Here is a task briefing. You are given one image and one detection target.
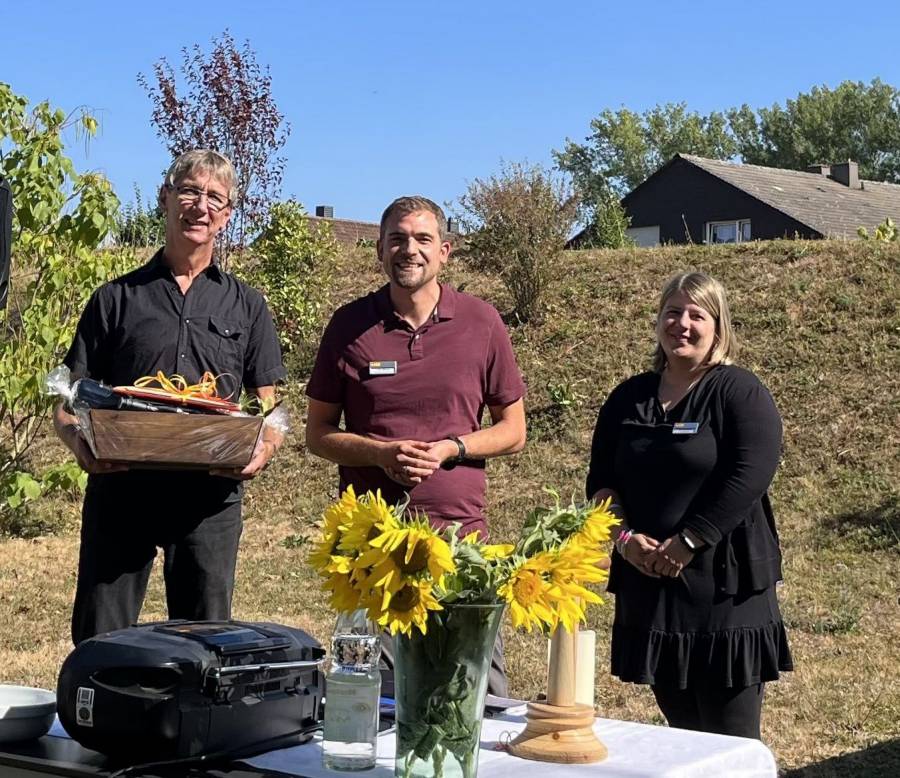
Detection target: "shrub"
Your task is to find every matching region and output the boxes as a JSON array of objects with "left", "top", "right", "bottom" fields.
[
  {"left": 456, "top": 162, "right": 577, "bottom": 324},
  {"left": 239, "top": 201, "right": 337, "bottom": 375},
  {"left": 114, "top": 183, "right": 165, "bottom": 247},
  {"left": 0, "top": 83, "right": 135, "bottom": 533}
]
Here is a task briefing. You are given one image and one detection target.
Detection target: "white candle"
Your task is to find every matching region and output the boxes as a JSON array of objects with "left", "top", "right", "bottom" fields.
[
  {"left": 575, "top": 629, "right": 596, "bottom": 707},
  {"left": 546, "top": 628, "right": 597, "bottom": 708}
]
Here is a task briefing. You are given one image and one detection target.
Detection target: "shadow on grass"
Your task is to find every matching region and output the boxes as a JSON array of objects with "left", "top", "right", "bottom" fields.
[
  {"left": 783, "top": 738, "right": 900, "bottom": 777},
  {"left": 822, "top": 496, "right": 900, "bottom": 551}
]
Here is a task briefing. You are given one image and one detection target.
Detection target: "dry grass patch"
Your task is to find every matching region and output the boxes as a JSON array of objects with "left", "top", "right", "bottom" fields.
[{"left": 2, "top": 240, "right": 898, "bottom": 775}]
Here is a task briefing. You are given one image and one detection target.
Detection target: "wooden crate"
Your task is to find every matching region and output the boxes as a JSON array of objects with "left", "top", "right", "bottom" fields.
[{"left": 88, "top": 410, "right": 263, "bottom": 469}]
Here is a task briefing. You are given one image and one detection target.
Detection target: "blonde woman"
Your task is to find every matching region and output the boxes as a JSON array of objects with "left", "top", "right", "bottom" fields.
[{"left": 587, "top": 272, "right": 792, "bottom": 739}]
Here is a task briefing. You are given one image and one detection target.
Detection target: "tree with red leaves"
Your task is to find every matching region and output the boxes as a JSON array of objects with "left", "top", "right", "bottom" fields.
[{"left": 138, "top": 30, "right": 289, "bottom": 267}]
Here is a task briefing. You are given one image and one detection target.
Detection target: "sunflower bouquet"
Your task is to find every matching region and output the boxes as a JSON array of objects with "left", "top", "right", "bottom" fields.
[{"left": 310, "top": 486, "right": 619, "bottom": 778}]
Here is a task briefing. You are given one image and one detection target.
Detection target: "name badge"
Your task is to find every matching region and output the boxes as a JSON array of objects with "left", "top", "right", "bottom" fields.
[
  {"left": 672, "top": 422, "right": 699, "bottom": 435},
  {"left": 369, "top": 360, "right": 398, "bottom": 376}
]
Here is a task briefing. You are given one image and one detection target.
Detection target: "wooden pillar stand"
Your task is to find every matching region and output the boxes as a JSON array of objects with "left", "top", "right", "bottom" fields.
[{"left": 507, "top": 624, "right": 607, "bottom": 764}]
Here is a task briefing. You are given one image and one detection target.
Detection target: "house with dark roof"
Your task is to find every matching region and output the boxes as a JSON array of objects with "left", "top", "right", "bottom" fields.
[
  {"left": 569, "top": 154, "right": 900, "bottom": 248},
  {"left": 307, "top": 206, "right": 381, "bottom": 246}
]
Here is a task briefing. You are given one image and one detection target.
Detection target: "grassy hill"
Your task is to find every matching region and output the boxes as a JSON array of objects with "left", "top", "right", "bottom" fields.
[{"left": 1, "top": 239, "right": 898, "bottom": 775}]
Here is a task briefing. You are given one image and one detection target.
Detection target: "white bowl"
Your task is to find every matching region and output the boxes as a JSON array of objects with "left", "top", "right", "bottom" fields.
[{"left": 0, "top": 685, "right": 57, "bottom": 742}]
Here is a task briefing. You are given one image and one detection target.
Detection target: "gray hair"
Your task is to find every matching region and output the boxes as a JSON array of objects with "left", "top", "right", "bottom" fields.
[{"left": 164, "top": 150, "right": 237, "bottom": 202}]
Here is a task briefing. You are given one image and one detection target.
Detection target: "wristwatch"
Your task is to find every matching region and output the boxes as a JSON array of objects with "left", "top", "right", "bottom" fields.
[
  {"left": 440, "top": 436, "right": 466, "bottom": 470},
  {"left": 678, "top": 530, "right": 702, "bottom": 552}
]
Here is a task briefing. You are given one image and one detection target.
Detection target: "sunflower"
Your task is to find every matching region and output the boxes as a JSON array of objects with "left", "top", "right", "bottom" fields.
[
  {"left": 374, "top": 579, "right": 443, "bottom": 637},
  {"left": 308, "top": 486, "right": 359, "bottom": 573},
  {"left": 323, "top": 572, "right": 362, "bottom": 612},
  {"left": 338, "top": 489, "right": 399, "bottom": 555},
  {"left": 355, "top": 520, "right": 456, "bottom": 598},
  {"left": 544, "top": 542, "right": 609, "bottom": 631},
  {"left": 572, "top": 498, "right": 620, "bottom": 547},
  {"left": 498, "top": 555, "right": 557, "bottom": 632},
  {"left": 461, "top": 531, "right": 515, "bottom": 561}
]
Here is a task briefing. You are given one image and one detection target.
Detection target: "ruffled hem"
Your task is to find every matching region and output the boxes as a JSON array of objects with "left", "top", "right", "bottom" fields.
[{"left": 611, "top": 620, "right": 793, "bottom": 689}]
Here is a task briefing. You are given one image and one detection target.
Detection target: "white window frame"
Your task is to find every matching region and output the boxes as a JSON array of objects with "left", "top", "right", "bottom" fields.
[{"left": 706, "top": 219, "right": 751, "bottom": 244}]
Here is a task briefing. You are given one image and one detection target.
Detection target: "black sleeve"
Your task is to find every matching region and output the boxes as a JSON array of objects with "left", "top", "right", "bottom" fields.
[
  {"left": 585, "top": 382, "right": 628, "bottom": 500},
  {"left": 682, "top": 371, "right": 783, "bottom": 545},
  {"left": 243, "top": 292, "right": 286, "bottom": 388},
  {"left": 63, "top": 289, "right": 110, "bottom": 381}
]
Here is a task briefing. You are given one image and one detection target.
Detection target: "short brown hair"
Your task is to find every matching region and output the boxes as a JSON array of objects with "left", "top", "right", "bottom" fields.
[
  {"left": 652, "top": 272, "right": 738, "bottom": 372},
  {"left": 379, "top": 196, "right": 448, "bottom": 241},
  {"left": 164, "top": 150, "right": 237, "bottom": 202}
]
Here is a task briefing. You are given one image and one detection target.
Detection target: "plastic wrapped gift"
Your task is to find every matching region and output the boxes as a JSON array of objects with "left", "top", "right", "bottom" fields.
[
  {"left": 45, "top": 367, "right": 288, "bottom": 470},
  {"left": 86, "top": 409, "right": 264, "bottom": 469}
]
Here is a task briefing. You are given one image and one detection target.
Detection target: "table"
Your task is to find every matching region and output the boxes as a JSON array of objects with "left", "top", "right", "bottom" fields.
[
  {"left": 245, "top": 707, "right": 777, "bottom": 777},
  {"left": 0, "top": 710, "right": 776, "bottom": 778}
]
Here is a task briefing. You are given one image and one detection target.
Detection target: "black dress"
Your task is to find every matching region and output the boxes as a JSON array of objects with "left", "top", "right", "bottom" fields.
[{"left": 587, "top": 365, "right": 793, "bottom": 689}]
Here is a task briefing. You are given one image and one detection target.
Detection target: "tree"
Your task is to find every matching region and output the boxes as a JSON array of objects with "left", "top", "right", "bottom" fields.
[
  {"left": 0, "top": 82, "right": 132, "bottom": 532},
  {"left": 456, "top": 162, "right": 577, "bottom": 324},
  {"left": 555, "top": 102, "right": 737, "bottom": 199},
  {"left": 138, "top": 30, "right": 289, "bottom": 266},
  {"left": 728, "top": 79, "right": 900, "bottom": 182}
]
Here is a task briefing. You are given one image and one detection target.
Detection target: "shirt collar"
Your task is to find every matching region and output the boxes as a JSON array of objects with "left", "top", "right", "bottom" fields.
[
  {"left": 145, "top": 247, "right": 224, "bottom": 283},
  {"left": 374, "top": 282, "right": 458, "bottom": 327}
]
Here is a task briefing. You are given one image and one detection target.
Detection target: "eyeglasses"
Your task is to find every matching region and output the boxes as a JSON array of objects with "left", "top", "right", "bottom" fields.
[{"left": 170, "top": 184, "right": 231, "bottom": 213}]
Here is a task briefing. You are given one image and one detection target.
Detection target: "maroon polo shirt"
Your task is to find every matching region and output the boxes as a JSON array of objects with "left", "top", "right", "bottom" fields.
[{"left": 307, "top": 283, "right": 525, "bottom": 536}]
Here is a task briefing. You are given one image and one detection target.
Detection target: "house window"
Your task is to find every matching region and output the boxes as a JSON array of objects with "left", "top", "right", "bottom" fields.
[{"left": 707, "top": 220, "right": 751, "bottom": 244}]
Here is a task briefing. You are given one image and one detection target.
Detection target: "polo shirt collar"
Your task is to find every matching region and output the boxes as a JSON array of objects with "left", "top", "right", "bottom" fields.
[{"left": 374, "top": 282, "right": 458, "bottom": 327}]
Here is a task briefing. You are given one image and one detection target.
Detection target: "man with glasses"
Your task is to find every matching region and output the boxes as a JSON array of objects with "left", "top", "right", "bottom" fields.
[{"left": 54, "top": 150, "right": 285, "bottom": 645}]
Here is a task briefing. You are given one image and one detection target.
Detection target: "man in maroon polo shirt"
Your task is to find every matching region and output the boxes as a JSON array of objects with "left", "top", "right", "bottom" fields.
[{"left": 305, "top": 195, "right": 526, "bottom": 694}]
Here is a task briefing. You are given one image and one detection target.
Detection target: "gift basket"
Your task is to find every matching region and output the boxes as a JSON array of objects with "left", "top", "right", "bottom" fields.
[{"left": 46, "top": 367, "right": 288, "bottom": 470}]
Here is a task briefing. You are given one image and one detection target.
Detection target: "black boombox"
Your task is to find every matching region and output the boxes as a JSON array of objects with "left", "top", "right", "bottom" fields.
[{"left": 57, "top": 620, "right": 325, "bottom": 762}]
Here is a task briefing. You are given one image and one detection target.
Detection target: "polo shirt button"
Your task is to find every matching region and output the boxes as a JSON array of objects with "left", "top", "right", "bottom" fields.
[
  {"left": 225, "top": 329, "right": 230, "bottom": 335},
  {"left": 185, "top": 319, "right": 191, "bottom": 324},
  {"left": 181, "top": 353, "right": 186, "bottom": 358},
  {"left": 415, "top": 334, "right": 420, "bottom": 340}
]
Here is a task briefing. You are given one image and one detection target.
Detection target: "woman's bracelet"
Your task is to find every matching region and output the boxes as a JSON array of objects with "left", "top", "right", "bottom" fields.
[{"left": 615, "top": 528, "right": 633, "bottom": 556}]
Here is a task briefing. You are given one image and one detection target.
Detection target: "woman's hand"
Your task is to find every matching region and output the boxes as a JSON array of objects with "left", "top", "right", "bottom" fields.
[
  {"left": 649, "top": 535, "right": 695, "bottom": 577},
  {"left": 621, "top": 533, "right": 662, "bottom": 578}
]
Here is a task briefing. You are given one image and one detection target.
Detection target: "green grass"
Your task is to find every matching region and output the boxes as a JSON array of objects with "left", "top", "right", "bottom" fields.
[{"left": 1, "top": 239, "right": 899, "bottom": 775}]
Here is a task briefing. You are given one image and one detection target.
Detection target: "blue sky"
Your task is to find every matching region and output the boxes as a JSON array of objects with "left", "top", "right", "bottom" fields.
[{"left": 2, "top": 1, "right": 899, "bottom": 222}]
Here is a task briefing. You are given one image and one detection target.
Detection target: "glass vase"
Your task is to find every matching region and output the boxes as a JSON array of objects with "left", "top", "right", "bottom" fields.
[{"left": 394, "top": 603, "right": 505, "bottom": 778}]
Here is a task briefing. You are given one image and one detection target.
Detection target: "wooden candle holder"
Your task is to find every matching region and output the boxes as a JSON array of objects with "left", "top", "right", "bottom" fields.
[{"left": 508, "top": 624, "right": 607, "bottom": 763}]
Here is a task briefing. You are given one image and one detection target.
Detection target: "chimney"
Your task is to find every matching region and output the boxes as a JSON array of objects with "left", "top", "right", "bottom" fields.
[
  {"left": 829, "top": 161, "right": 860, "bottom": 189},
  {"left": 446, "top": 217, "right": 458, "bottom": 234},
  {"left": 315, "top": 205, "right": 334, "bottom": 218},
  {"left": 806, "top": 164, "right": 831, "bottom": 177}
]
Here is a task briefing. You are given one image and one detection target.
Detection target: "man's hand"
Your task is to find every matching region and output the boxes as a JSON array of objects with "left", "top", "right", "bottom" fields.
[
  {"left": 422, "top": 438, "right": 460, "bottom": 467},
  {"left": 211, "top": 439, "right": 276, "bottom": 481},
  {"left": 378, "top": 440, "right": 441, "bottom": 487},
  {"left": 649, "top": 535, "right": 694, "bottom": 578}
]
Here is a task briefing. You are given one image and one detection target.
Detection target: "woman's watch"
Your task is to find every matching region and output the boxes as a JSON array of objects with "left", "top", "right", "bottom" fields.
[
  {"left": 678, "top": 530, "right": 702, "bottom": 552},
  {"left": 440, "top": 435, "right": 466, "bottom": 470}
]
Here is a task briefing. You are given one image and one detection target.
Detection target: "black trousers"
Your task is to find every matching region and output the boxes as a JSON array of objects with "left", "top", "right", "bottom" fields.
[
  {"left": 72, "top": 474, "right": 243, "bottom": 646},
  {"left": 651, "top": 682, "right": 765, "bottom": 739},
  {"left": 378, "top": 630, "right": 509, "bottom": 699}
]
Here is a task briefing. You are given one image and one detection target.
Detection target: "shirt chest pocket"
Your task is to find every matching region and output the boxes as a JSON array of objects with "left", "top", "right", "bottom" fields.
[{"left": 204, "top": 316, "right": 244, "bottom": 365}]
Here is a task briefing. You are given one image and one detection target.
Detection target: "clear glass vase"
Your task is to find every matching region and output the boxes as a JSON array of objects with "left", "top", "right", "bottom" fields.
[{"left": 394, "top": 603, "right": 505, "bottom": 778}]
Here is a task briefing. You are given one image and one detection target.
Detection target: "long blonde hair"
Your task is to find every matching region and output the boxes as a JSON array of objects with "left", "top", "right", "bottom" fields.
[{"left": 652, "top": 272, "right": 737, "bottom": 372}]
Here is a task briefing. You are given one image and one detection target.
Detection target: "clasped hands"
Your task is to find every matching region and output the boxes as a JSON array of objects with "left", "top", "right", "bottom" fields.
[
  {"left": 621, "top": 532, "right": 694, "bottom": 578},
  {"left": 379, "top": 439, "right": 458, "bottom": 487}
]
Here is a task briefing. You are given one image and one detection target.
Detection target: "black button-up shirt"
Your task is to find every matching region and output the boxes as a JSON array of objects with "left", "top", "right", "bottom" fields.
[{"left": 65, "top": 249, "right": 284, "bottom": 400}]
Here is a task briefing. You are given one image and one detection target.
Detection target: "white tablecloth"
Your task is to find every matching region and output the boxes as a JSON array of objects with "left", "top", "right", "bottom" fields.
[{"left": 243, "top": 708, "right": 777, "bottom": 777}]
